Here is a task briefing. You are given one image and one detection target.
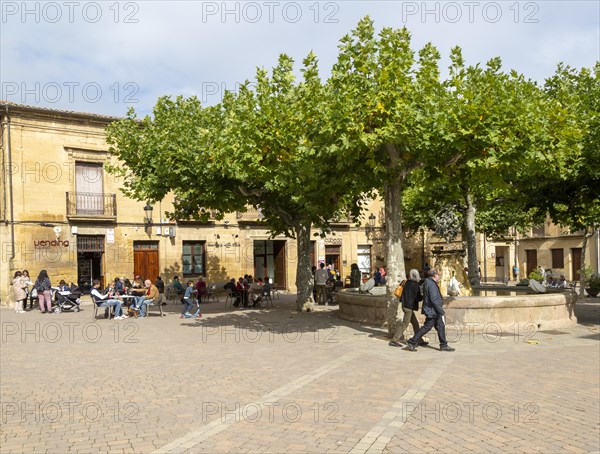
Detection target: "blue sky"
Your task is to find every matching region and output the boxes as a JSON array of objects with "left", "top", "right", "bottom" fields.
[{"left": 1, "top": 0, "right": 599, "bottom": 117}]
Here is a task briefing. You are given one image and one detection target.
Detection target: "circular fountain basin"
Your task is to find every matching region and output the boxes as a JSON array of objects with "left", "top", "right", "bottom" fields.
[{"left": 337, "top": 288, "right": 577, "bottom": 331}]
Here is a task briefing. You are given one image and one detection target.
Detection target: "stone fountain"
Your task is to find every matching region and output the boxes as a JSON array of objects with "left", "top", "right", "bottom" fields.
[{"left": 337, "top": 249, "right": 577, "bottom": 331}]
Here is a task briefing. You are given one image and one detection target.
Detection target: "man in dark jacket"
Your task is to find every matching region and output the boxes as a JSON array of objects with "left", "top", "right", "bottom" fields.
[{"left": 406, "top": 268, "right": 455, "bottom": 352}]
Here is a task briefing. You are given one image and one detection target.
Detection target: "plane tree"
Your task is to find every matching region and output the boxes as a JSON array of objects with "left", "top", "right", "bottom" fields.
[
  {"left": 326, "top": 18, "right": 453, "bottom": 333},
  {"left": 106, "top": 53, "right": 366, "bottom": 310},
  {"left": 398, "top": 49, "right": 562, "bottom": 286},
  {"left": 526, "top": 63, "right": 600, "bottom": 291}
]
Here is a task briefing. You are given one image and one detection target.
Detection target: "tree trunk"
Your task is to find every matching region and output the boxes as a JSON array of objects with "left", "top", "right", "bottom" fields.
[
  {"left": 465, "top": 193, "right": 480, "bottom": 286},
  {"left": 385, "top": 174, "right": 407, "bottom": 337},
  {"left": 295, "top": 222, "right": 314, "bottom": 311},
  {"left": 579, "top": 227, "right": 589, "bottom": 297}
]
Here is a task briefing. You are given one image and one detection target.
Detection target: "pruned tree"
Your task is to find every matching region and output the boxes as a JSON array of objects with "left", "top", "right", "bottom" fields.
[{"left": 106, "top": 53, "right": 366, "bottom": 310}]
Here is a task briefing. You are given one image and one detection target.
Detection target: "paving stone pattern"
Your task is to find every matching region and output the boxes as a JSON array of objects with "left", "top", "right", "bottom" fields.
[{"left": 1, "top": 296, "right": 598, "bottom": 453}]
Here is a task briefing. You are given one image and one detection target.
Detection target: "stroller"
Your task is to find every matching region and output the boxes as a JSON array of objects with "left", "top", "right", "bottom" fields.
[{"left": 52, "top": 283, "right": 82, "bottom": 313}]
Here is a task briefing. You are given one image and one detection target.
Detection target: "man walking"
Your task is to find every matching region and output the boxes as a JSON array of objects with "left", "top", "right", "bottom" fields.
[{"left": 405, "top": 268, "right": 455, "bottom": 352}]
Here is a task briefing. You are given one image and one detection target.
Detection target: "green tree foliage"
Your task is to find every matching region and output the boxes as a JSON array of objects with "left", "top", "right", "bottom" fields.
[
  {"left": 528, "top": 63, "right": 600, "bottom": 291},
  {"left": 106, "top": 53, "right": 366, "bottom": 310},
  {"left": 402, "top": 49, "right": 558, "bottom": 285},
  {"left": 327, "top": 18, "right": 451, "bottom": 334}
]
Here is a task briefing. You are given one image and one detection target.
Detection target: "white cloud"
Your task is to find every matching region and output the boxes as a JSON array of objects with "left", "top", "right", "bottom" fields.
[{"left": 1, "top": 0, "right": 598, "bottom": 116}]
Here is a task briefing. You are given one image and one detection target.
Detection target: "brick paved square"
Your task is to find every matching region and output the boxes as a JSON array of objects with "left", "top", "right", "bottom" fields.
[{"left": 1, "top": 296, "right": 598, "bottom": 453}]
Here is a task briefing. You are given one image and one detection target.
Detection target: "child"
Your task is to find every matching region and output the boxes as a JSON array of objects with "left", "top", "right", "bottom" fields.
[
  {"left": 57, "top": 280, "right": 70, "bottom": 292},
  {"left": 12, "top": 271, "right": 27, "bottom": 313},
  {"left": 180, "top": 281, "right": 197, "bottom": 318}
]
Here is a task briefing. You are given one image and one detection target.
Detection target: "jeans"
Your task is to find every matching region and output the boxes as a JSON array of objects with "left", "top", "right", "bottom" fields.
[
  {"left": 181, "top": 298, "right": 193, "bottom": 314},
  {"left": 97, "top": 299, "right": 122, "bottom": 318},
  {"left": 138, "top": 299, "right": 152, "bottom": 316}
]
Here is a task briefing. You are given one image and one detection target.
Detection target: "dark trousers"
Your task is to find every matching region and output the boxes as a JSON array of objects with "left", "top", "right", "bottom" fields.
[{"left": 409, "top": 315, "right": 448, "bottom": 347}]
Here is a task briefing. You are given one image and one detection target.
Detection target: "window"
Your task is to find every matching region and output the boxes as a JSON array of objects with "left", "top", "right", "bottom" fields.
[
  {"left": 357, "top": 245, "right": 371, "bottom": 274},
  {"left": 531, "top": 225, "right": 545, "bottom": 236},
  {"left": 75, "top": 162, "right": 104, "bottom": 214},
  {"left": 551, "top": 249, "right": 564, "bottom": 268},
  {"left": 182, "top": 241, "right": 205, "bottom": 276}
]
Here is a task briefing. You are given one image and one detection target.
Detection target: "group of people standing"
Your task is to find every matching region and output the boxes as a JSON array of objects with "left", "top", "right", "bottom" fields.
[
  {"left": 389, "top": 268, "right": 455, "bottom": 352},
  {"left": 12, "top": 269, "right": 54, "bottom": 313}
]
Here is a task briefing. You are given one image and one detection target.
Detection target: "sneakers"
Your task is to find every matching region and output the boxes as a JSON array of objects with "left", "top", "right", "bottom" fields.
[
  {"left": 440, "top": 345, "right": 455, "bottom": 352},
  {"left": 418, "top": 341, "right": 429, "bottom": 347},
  {"left": 388, "top": 340, "right": 403, "bottom": 348},
  {"left": 114, "top": 316, "right": 124, "bottom": 320}
]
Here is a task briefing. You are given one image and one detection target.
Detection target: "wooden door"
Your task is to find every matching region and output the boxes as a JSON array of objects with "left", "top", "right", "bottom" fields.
[
  {"left": 526, "top": 249, "right": 537, "bottom": 277},
  {"left": 273, "top": 241, "right": 286, "bottom": 289},
  {"left": 571, "top": 248, "right": 582, "bottom": 282},
  {"left": 325, "top": 245, "right": 341, "bottom": 271},
  {"left": 133, "top": 242, "right": 159, "bottom": 281}
]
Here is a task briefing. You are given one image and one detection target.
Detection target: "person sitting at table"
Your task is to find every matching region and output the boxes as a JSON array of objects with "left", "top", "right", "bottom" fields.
[
  {"left": 90, "top": 279, "right": 126, "bottom": 320},
  {"left": 195, "top": 276, "right": 207, "bottom": 302},
  {"left": 138, "top": 279, "right": 159, "bottom": 317},
  {"left": 224, "top": 278, "right": 240, "bottom": 305},
  {"left": 130, "top": 276, "right": 146, "bottom": 308},
  {"left": 172, "top": 275, "right": 186, "bottom": 295},
  {"left": 249, "top": 278, "right": 264, "bottom": 307},
  {"left": 113, "top": 277, "right": 125, "bottom": 295},
  {"left": 236, "top": 277, "right": 248, "bottom": 307}
]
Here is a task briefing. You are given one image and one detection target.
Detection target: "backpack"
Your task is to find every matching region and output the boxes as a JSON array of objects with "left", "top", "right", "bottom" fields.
[
  {"left": 35, "top": 280, "right": 45, "bottom": 292},
  {"left": 393, "top": 279, "right": 407, "bottom": 299}
]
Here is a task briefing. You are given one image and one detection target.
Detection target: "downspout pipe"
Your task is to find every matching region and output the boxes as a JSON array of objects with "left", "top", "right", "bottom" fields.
[
  {"left": 5, "top": 105, "right": 15, "bottom": 260},
  {"left": 596, "top": 226, "right": 600, "bottom": 274}
]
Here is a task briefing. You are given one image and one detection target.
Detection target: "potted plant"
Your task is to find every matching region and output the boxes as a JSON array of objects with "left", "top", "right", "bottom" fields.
[
  {"left": 585, "top": 273, "right": 600, "bottom": 298},
  {"left": 528, "top": 270, "right": 543, "bottom": 283}
]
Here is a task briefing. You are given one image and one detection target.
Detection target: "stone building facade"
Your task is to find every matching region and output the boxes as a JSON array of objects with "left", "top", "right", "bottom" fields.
[
  {"left": 2, "top": 102, "right": 597, "bottom": 304},
  {"left": 1, "top": 102, "right": 423, "bottom": 304}
]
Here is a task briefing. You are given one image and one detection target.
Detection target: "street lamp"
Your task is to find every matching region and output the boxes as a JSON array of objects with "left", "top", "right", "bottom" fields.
[
  {"left": 143, "top": 203, "right": 153, "bottom": 226},
  {"left": 368, "top": 213, "right": 376, "bottom": 229}
]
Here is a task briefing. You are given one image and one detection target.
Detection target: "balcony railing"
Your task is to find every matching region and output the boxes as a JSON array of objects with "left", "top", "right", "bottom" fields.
[{"left": 66, "top": 192, "right": 117, "bottom": 218}]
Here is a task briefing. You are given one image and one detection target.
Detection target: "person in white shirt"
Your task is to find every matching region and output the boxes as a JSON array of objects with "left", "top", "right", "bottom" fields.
[
  {"left": 315, "top": 263, "right": 329, "bottom": 305},
  {"left": 90, "top": 279, "right": 126, "bottom": 320}
]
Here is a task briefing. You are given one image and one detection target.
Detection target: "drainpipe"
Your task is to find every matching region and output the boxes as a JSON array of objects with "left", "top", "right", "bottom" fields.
[
  {"left": 5, "top": 105, "right": 15, "bottom": 260},
  {"left": 596, "top": 226, "right": 600, "bottom": 274}
]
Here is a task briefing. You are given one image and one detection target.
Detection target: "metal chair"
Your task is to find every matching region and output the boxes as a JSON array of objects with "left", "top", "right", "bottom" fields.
[
  {"left": 224, "top": 289, "right": 236, "bottom": 308},
  {"left": 205, "top": 285, "right": 218, "bottom": 303},
  {"left": 91, "top": 294, "right": 114, "bottom": 320},
  {"left": 262, "top": 289, "right": 274, "bottom": 308}
]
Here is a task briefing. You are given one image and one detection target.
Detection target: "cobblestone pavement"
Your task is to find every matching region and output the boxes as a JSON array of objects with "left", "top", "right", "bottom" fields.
[{"left": 1, "top": 294, "right": 599, "bottom": 454}]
